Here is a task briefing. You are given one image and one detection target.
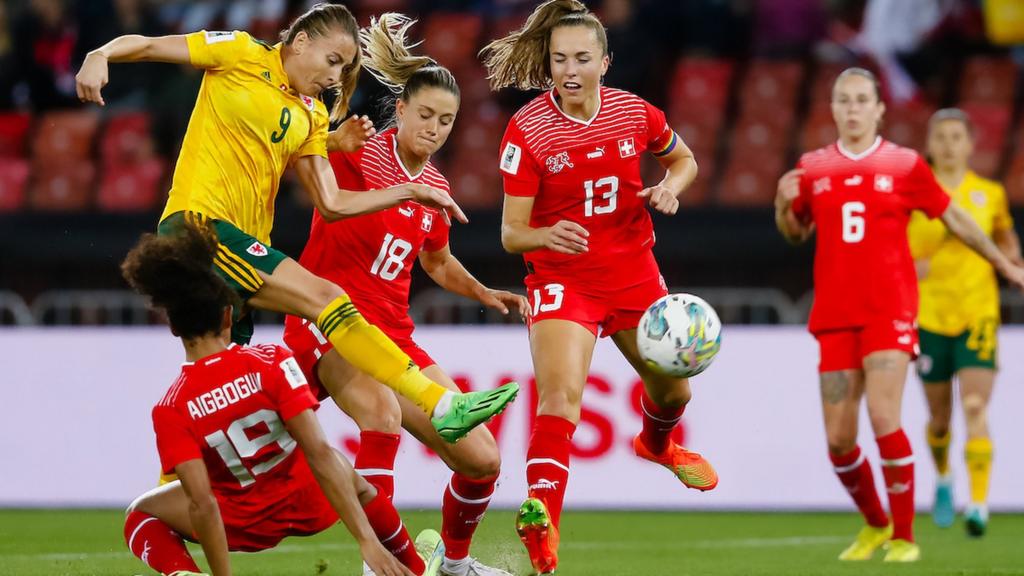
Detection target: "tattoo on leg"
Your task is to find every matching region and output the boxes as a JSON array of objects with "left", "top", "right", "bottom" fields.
[
  {"left": 820, "top": 372, "right": 851, "bottom": 404},
  {"left": 864, "top": 355, "right": 899, "bottom": 372}
]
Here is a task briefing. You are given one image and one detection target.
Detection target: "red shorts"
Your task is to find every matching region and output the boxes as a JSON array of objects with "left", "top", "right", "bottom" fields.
[
  {"left": 815, "top": 318, "right": 919, "bottom": 373},
  {"left": 221, "top": 474, "right": 338, "bottom": 552},
  {"left": 282, "top": 316, "right": 436, "bottom": 401},
  {"left": 525, "top": 258, "right": 667, "bottom": 338}
]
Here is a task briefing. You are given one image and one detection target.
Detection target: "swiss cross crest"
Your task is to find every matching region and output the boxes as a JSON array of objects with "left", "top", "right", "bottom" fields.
[
  {"left": 247, "top": 242, "right": 268, "bottom": 257},
  {"left": 618, "top": 137, "right": 636, "bottom": 158},
  {"left": 813, "top": 177, "right": 831, "bottom": 195},
  {"left": 874, "top": 174, "right": 893, "bottom": 193},
  {"left": 421, "top": 211, "right": 434, "bottom": 232},
  {"left": 545, "top": 151, "right": 573, "bottom": 174}
]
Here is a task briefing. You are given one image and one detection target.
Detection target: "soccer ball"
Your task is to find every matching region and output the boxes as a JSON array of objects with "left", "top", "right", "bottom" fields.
[{"left": 636, "top": 293, "right": 722, "bottom": 378}]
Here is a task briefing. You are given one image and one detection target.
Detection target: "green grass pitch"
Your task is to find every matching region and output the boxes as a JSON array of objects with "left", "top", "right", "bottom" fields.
[{"left": 1, "top": 509, "right": 1021, "bottom": 575}]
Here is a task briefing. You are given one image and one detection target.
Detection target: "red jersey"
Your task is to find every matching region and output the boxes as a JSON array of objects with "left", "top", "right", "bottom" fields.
[
  {"left": 792, "top": 137, "right": 951, "bottom": 333},
  {"left": 499, "top": 87, "right": 675, "bottom": 290},
  {"left": 152, "top": 343, "right": 320, "bottom": 520},
  {"left": 297, "top": 129, "right": 450, "bottom": 331}
]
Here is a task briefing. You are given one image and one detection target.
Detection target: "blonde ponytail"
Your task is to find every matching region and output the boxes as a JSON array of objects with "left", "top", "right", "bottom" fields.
[{"left": 479, "top": 0, "right": 606, "bottom": 91}]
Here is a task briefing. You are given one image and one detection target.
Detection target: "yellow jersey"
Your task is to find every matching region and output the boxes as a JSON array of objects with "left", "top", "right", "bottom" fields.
[
  {"left": 160, "top": 30, "right": 330, "bottom": 244},
  {"left": 908, "top": 170, "right": 1014, "bottom": 335}
]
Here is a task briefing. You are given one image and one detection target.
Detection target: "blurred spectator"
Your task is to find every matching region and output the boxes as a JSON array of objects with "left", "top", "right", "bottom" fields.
[
  {"left": 850, "top": 0, "right": 955, "bottom": 103},
  {"left": 753, "top": 0, "right": 828, "bottom": 57},
  {"left": 75, "top": 0, "right": 167, "bottom": 110},
  {"left": 601, "top": 0, "right": 658, "bottom": 97},
  {"left": 11, "top": 0, "right": 79, "bottom": 110}
]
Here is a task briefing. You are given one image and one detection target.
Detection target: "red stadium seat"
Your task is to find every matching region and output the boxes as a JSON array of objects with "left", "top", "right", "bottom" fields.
[
  {"left": 422, "top": 13, "right": 483, "bottom": 70},
  {"left": 717, "top": 153, "right": 785, "bottom": 206},
  {"left": 959, "top": 57, "right": 1016, "bottom": 105},
  {"left": 730, "top": 117, "right": 789, "bottom": 154},
  {"left": 29, "top": 161, "right": 95, "bottom": 211},
  {"left": 448, "top": 151, "right": 503, "bottom": 209},
  {"left": 97, "top": 159, "right": 165, "bottom": 212},
  {"left": 669, "top": 58, "right": 735, "bottom": 109},
  {"left": 0, "top": 158, "right": 30, "bottom": 212},
  {"left": 799, "top": 107, "right": 836, "bottom": 152},
  {"left": 673, "top": 115, "right": 720, "bottom": 157},
  {"left": 809, "top": 62, "right": 849, "bottom": 102},
  {"left": 31, "top": 110, "right": 100, "bottom": 163},
  {"left": 101, "top": 113, "right": 155, "bottom": 167},
  {"left": 739, "top": 60, "right": 804, "bottom": 118},
  {"left": 884, "top": 103, "right": 934, "bottom": 151},
  {"left": 959, "top": 102, "right": 1011, "bottom": 153},
  {"left": 0, "top": 112, "right": 32, "bottom": 158}
]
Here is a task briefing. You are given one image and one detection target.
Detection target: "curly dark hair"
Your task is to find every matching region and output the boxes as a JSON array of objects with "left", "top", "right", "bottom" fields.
[{"left": 121, "top": 223, "right": 237, "bottom": 339}]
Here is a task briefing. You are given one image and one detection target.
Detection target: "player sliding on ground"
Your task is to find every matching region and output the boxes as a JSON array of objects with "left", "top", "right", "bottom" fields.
[
  {"left": 119, "top": 223, "right": 443, "bottom": 576},
  {"left": 775, "top": 68, "right": 1024, "bottom": 563},
  {"left": 481, "top": 1, "right": 715, "bottom": 573},
  {"left": 908, "top": 108, "right": 1022, "bottom": 537},
  {"left": 282, "top": 14, "right": 527, "bottom": 576},
  {"left": 74, "top": 2, "right": 517, "bottom": 445}
]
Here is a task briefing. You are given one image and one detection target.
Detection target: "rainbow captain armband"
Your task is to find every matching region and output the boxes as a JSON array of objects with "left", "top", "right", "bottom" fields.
[{"left": 652, "top": 131, "right": 679, "bottom": 157}]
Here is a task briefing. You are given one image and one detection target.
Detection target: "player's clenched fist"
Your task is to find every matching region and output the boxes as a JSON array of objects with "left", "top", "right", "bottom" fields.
[
  {"left": 76, "top": 52, "right": 110, "bottom": 106},
  {"left": 543, "top": 220, "right": 589, "bottom": 255},
  {"left": 638, "top": 184, "right": 680, "bottom": 215},
  {"left": 775, "top": 168, "right": 804, "bottom": 209}
]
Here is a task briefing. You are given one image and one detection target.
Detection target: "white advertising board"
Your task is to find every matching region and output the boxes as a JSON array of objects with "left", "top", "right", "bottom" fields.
[{"left": 1, "top": 326, "right": 1021, "bottom": 511}]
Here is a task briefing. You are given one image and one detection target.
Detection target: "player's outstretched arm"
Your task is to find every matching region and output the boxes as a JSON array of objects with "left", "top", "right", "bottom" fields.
[
  {"left": 501, "top": 194, "right": 589, "bottom": 255},
  {"left": 994, "top": 226, "right": 1023, "bottom": 266},
  {"left": 419, "top": 246, "right": 530, "bottom": 318},
  {"left": 295, "top": 155, "right": 467, "bottom": 224},
  {"left": 638, "top": 135, "right": 697, "bottom": 215},
  {"left": 76, "top": 35, "right": 190, "bottom": 106},
  {"left": 942, "top": 203, "right": 1024, "bottom": 290},
  {"left": 176, "top": 459, "right": 231, "bottom": 576},
  {"left": 774, "top": 168, "right": 814, "bottom": 245},
  {"left": 285, "top": 409, "right": 414, "bottom": 576}
]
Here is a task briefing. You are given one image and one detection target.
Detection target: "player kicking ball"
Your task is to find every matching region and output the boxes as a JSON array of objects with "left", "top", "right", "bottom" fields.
[{"left": 120, "top": 223, "right": 443, "bottom": 576}]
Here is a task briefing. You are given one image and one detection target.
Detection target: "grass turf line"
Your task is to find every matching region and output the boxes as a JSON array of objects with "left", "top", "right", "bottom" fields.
[{"left": 1, "top": 510, "right": 1021, "bottom": 575}]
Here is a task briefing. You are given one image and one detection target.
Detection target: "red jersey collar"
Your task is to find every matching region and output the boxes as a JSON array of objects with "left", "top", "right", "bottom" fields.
[{"left": 547, "top": 86, "right": 603, "bottom": 127}]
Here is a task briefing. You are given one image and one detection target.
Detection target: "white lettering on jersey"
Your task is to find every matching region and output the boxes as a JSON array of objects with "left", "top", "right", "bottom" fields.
[
  {"left": 617, "top": 137, "right": 636, "bottom": 158},
  {"left": 586, "top": 146, "right": 605, "bottom": 159},
  {"left": 844, "top": 175, "right": 863, "bottom": 186},
  {"left": 280, "top": 358, "right": 307, "bottom": 390},
  {"left": 187, "top": 372, "right": 263, "bottom": 419},
  {"left": 500, "top": 143, "right": 522, "bottom": 175},
  {"left": 204, "top": 31, "right": 237, "bottom": 44},
  {"left": 874, "top": 174, "right": 893, "bottom": 193},
  {"left": 398, "top": 205, "right": 415, "bottom": 217}
]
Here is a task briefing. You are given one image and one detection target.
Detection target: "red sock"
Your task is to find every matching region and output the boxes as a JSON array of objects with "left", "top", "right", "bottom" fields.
[
  {"left": 124, "top": 510, "right": 201, "bottom": 574},
  {"left": 355, "top": 431, "right": 400, "bottom": 500},
  {"left": 877, "top": 429, "right": 915, "bottom": 541},
  {"left": 441, "top": 473, "right": 497, "bottom": 561},
  {"left": 638, "top": 392, "right": 685, "bottom": 454},
  {"left": 829, "top": 446, "right": 888, "bottom": 528},
  {"left": 363, "top": 492, "right": 425, "bottom": 574},
  {"left": 526, "top": 415, "right": 575, "bottom": 528}
]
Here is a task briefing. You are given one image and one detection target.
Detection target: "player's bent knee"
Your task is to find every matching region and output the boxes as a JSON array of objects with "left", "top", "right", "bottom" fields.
[
  {"left": 451, "top": 441, "right": 502, "bottom": 479},
  {"left": 961, "top": 393, "right": 987, "bottom": 420}
]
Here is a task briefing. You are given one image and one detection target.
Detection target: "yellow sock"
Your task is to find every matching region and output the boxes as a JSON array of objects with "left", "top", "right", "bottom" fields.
[
  {"left": 317, "top": 295, "right": 447, "bottom": 414},
  {"left": 927, "top": 427, "right": 951, "bottom": 476},
  {"left": 159, "top": 472, "right": 178, "bottom": 485},
  {"left": 964, "top": 437, "right": 993, "bottom": 505}
]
